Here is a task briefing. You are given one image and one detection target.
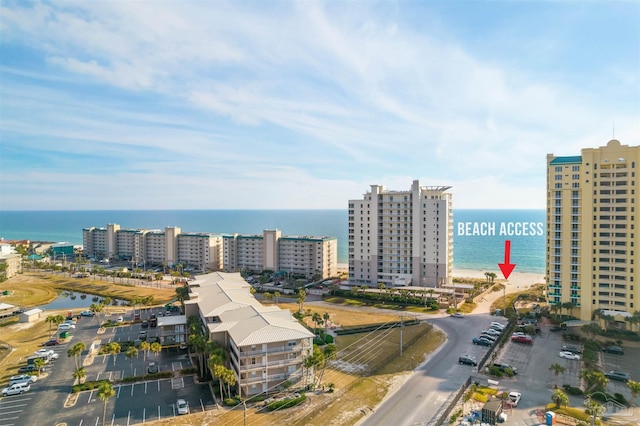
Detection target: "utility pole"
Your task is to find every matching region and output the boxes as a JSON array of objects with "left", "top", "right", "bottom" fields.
[{"left": 400, "top": 316, "right": 403, "bottom": 357}]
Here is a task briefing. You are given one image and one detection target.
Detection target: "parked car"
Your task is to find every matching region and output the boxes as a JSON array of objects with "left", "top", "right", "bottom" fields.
[
  {"left": 141, "top": 320, "right": 149, "bottom": 328},
  {"left": 490, "top": 322, "right": 506, "bottom": 329},
  {"left": 479, "top": 334, "right": 497, "bottom": 343},
  {"left": 179, "top": 342, "right": 188, "bottom": 350},
  {"left": 80, "top": 310, "right": 95, "bottom": 317},
  {"left": 458, "top": 356, "right": 478, "bottom": 366},
  {"left": 1, "top": 383, "right": 30, "bottom": 396},
  {"left": 17, "top": 365, "right": 42, "bottom": 374},
  {"left": 34, "top": 349, "right": 54, "bottom": 357},
  {"left": 550, "top": 324, "right": 566, "bottom": 332},
  {"left": 604, "top": 371, "right": 630, "bottom": 382},
  {"left": 482, "top": 328, "right": 501, "bottom": 336},
  {"left": 57, "top": 323, "right": 75, "bottom": 330},
  {"left": 43, "top": 339, "right": 60, "bottom": 346},
  {"left": 176, "top": 399, "right": 189, "bottom": 415},
  {"left": 116, "top": 316, "right": 124, "bottom": 323},
  {"left": 9, "top": 374, "right": 37, "bottom": 385},
  {"left": 561, "top": 345, "right": 582, "bottom": 354},
  {"left": 602, "top": 345, "right": 624, "bottom": 355},
  {"left": 147, "top": 362, "right": 158, "bottom": 374},
  {"left": 507, "top": 391, "right": 521, "bottom": 407},
  {"left": 559, "top": 351, "right": 581, "bottom": 360},
  {"left": 472, "top": 337, "right": 492, "bottom": 346},
  {"left": 511, "top": 334, "right": 533, "bottom": 344},
  {"left": 493, "top": 362, "right": 518, "bottom": 375},
  {"left": 139, "top": 331, "right": 147, "bottom": 340},
  {"left": 451, "top": 313, "right": 465, "bottom": 318}
]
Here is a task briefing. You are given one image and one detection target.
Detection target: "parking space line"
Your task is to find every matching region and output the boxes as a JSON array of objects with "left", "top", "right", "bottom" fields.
[
  {"left": 158, "top": 405, "right": 161, "bottom": 420},
  {"left": 0, "top": 409, "right": 25, "bottom": 415},
  {"left": 88, "top": 389, "right": 94, "bottom": 403},
  {"left": 127, "top": 411, "right": 131, "bottom": 426},
  {"left": 131, "top": 383, "right": 134, "bottom": 396},
  {"left": 96, "top": 372, "right": 101, "bottom": 380},
  {"left": 102, "top": 355, "right": 107, "bottom": 364},
  {"left": 108, "top": 371, "right": 112, "bottom": 381},
  {"left": 116, "top": 385, "right": 122, "bottom": 398},
  {"left": 144, "top": 382, "right": 147, "bottom": 394},
  {"left": 143, "top": 408, "right": 146, "bottom": 423},
  {"left": 94, "top": 416, "right": 99, "bottom": 426},
  {"left": 78, "top": 419, "right": 83, "bottom": 426},
  {"left": 157, "top": 380, "right": 160, "bottom": 392},
  {"left": 110, "top": 413, "right": 115, "bottom": 426},
  {"left": 200, "top": 399, "right": 205, "bottom": 411}
]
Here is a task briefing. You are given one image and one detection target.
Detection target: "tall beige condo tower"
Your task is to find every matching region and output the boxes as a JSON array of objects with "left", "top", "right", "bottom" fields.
[
  {"left": 348, "top": 180, "right": 453, "bottom": 287},
  {"left": 546, "top": 139, "right": 640, "bottom": 329}
]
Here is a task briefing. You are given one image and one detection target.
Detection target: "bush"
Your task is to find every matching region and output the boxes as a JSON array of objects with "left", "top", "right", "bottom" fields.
[
  {"left": 313, "top": 337, "right": 326, "bottom": 346},
  {"left": 324, "top": 334, "right": 334, "bottom": 344},
  {"left": 266, "top": 393, "right": 307, "bottom": 411},
  {"left": 223, "top": 397, "right": 242, "bottom": 406},
  {"left": 488, "top": 366, "right": 503, "bottom": 377},
  {"left": 119, "top": 371, "right": 173, "bottom": 383},
  {"left": 180, "top": 367, "right": 198, "bottom": 375},
  {"left": 562, "top": 384, "right": 584, "bottom": 395},
  {"left": 613, "top": 393, "right": 628, "bottom": 406},
  {"left": 72, "top": 379, "right": 111, "bottom": 393}
]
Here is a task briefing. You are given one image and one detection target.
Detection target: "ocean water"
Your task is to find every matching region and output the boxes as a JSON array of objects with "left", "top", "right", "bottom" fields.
[{"left": 0, "top": 209, "right": 545, "bottom": 274}]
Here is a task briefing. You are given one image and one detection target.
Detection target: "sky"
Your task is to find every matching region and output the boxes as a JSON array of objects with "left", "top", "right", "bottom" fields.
[{"left": 0, "top": 0, "right": 638, "bottom": 210}]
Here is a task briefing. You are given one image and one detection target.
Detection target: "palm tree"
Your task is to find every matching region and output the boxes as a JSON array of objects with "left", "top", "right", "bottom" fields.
[
  {"left": 68, "top": 342, "right": 86, "bottom": 370},
  {"left": 212, "top": 364, "right": 227, "bottom": 399},
  {"left": 581, "top": 323, "right": 602, "bottom": 340},
  {"left": 551, "top": 388, "right": 569, "bottom": 408},
  {"left": 33, "top": 358, "right": 46, "bottom": 376},
  {"left": 549, "top": 363, "right": 565, "bottom": 388},
  {"left": 150, "top": 342, "right": 162, "bottom": 359},
  {"left": 125, "top": 346, "right": 138, "bottom": 377},
  {"left": 139, "top": 341, "right": 151, "bottom": 362},
  {"left": 581, "top": 370, "right": 608, "bottom": 393},
  {"left": 297, "top": 289, "right": 307, "bottom": 312},
  {"left": 627, "top": 379, "right": 640, "bottom": 406},
  {"left": 98, "top": 382, "right": 116, "bottom": 426},
  {"left": 274, "top": 291, "right": 280, "bottom": 304},
  {"left": 315, "top": 343, "right": 337, "bottom": 389},
  {"left": 264, "top": 292, "right": 273, "bottom": 303},
  {"left": 105, "top": 342, "right": 121, "bottom": 366},
  {"left": 73, "top": 367, "right": 86, "bottom": 383},
  {"left": 312, "top": 312, "right": 323, "bottom": 333},
  {"left": 222, "top": 367, "right": 237, "bottom": 398},
  {"left": 323, "top": 312, "right": 330, "bottom": 330}
]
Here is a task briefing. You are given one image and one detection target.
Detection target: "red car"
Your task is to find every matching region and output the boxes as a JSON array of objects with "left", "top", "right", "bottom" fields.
[
  {"left": 511, "top": 335, "right": 533, "bottom": 344},
  {"left": 43, "top": 339, "right": 60, "bottom": 346}
]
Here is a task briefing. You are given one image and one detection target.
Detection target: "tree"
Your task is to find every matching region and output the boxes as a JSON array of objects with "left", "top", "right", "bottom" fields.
[
  {"left": 628, "top": 379, "right": 640, "bottom": 406},
  {"left": 297, "top": 289, "right": 307, "bottom": 312},
  {"left": 549, "top": 363, "right": 565, "bottom": 388},
  {"left": 312, "top": 312, "right": 323, "bottom": 333},
  {"left": 33, "top": 358, "right": 45, "bottom": 376},
  {"left": 315, "top": 343, "right": 337, "bottom": 389},
  {"left": 150, "top": 342, "right": 162, "bottom": 359},
  {"left": 139, "top": 341, "right": 151, "bottom": 362},
  {"left": 581, "top": 370, "right": 608, "bottom": 394},
  {"left": 73, "top": 367, "right": 86, "bottom": 383},
  {"left": 323, "top": 312, "right": 330, "bottom": 331},
  {"left": 105, "top": 342, "right": 121, "bottom": 366},
  {"left": 551, "top": 388, "right": 569, "bottom": 408},
  {"left": 581, "top": 323, "right": 602, "bottom": 340},
  {"left": 125, "top": 346, "right": 138, "bottom": 377},
  {"left": 68, "top": 342, "right": 86, "bottom": 370},
  {"left": 98, "top": 382, "right": 116, "bottom": 426},
  {"left": 212, "top": 364, "right": 227, "bottom": 399},
  {"left": 264, "top": 292, "right": 273, "bottom": 303},
  {"left": 274, "top": 291, "right": 280, "bottom": 304},
  {"left": 222, "top": 366, "right": 237, "bottom": 398}
]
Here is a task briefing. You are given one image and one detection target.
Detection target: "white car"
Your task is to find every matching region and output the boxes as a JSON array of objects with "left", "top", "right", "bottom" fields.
[
  {"left": 57, "top": 323, "right": 75, "bottom": 330},
  {"left": 1, "top": 383, "right": 30, "bottom": 396},
  {"left": 507, "top": 391, "right": 521, "bottom": 407},
  {"left": 9, "top": 374, "right": 37, "bottom": 385},
  {"left": 34, "top": 349, "right": 54, "bottom": 357},
  {"left": 559, "top": 351, "right": 581, "bottom": 360},
  {"left": 116, "top": 316, "right": 124, "bottom": 323},
  {"left": 176, "top": 399, "right": 189, "bottom": 415},
  {"left": 482, "top": 328, "right": 501, "bottom": 336}
]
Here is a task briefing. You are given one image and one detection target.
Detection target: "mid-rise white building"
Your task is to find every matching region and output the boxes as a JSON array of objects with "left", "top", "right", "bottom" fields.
[
  {"left": 223, "top": 230, "right": 337, "bottom": 279},
  {"left": 348, "top": 180, "right": 453, "bottom": 287},
  {"left": 83, "top": 225, "right": 336, "bottom": 278}
]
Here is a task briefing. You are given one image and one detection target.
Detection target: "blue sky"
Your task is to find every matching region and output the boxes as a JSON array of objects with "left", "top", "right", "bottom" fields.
[{"left": 1, "top": 0, "right": 638, "bottom": 210}]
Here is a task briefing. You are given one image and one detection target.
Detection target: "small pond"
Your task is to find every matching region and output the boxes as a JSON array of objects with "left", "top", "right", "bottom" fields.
[{"left": 38, "top": 291, "right": 128, "bottom": 310}]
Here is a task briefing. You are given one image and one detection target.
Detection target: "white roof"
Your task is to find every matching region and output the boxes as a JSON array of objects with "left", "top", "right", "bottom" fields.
[
  {"left": 21, "top": 308, "right": 43, "bottom": 316},
  {"left": 194, "top": 272, "right": 314, "bottom": 347},
  {"left": 0, "top": 303, "right": 15, "bottom": 310},
  {"left": 157, "top": 315, "right": 186, "bottom": 327}
]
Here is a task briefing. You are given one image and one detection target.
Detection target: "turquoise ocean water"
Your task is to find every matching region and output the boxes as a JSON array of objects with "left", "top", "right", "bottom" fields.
[{"left": 0, "top": 209, "right": 545, "bottom": 274}]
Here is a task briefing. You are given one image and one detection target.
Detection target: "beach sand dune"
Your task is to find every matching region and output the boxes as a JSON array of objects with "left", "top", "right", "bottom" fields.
[{"left": 453, "top": 268, "right": 545, "bottom": 287}]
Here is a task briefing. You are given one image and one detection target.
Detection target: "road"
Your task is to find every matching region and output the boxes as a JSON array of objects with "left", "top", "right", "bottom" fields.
[{"left": 360, "top": 313, "right": 501, "bottom": 426}]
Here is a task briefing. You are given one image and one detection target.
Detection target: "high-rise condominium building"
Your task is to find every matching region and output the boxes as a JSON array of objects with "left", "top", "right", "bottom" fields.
[
  {"left": 348, "top": 180, "right": 453, "bottom": 287},
  {"left": 546, "top": 139, "right": 639, "bottom": 328}
]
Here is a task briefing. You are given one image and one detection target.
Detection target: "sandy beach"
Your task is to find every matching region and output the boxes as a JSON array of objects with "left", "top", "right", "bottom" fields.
[{"left": 453, "top": 268, "right": 545, "bottom": 288}]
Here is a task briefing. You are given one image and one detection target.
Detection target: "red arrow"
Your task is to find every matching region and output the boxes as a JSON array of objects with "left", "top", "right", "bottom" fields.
[{"left": 498, "top": 240, "right": 516, "bottom": 280}]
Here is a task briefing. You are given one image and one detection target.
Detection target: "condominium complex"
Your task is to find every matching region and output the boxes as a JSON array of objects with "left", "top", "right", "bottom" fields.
[
  {"left": 82, "top": 224, "right": 337, "bottom": 278},
  {"left": 184, "top": 272, "right": 315, "bottom": 397},
  {"left": 222, "top": 230, "right": 338, "bottom": 279},
  {"left": 348, "top": 180, "right": 453, "bottom": 287},
  {"left": 546, "top": 139, "right": 639, "bottom": 327},
  {"left": 83, "top": 224, "right": 221, "bottom": 271}
]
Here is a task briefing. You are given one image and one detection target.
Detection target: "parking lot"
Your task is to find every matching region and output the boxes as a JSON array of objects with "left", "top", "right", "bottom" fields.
[
  {"left": 489, "top": 323, "right": 640, "bottom": 423},
  {"left": 66, "top": 376, "right": 214, "bottom": 425}
]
